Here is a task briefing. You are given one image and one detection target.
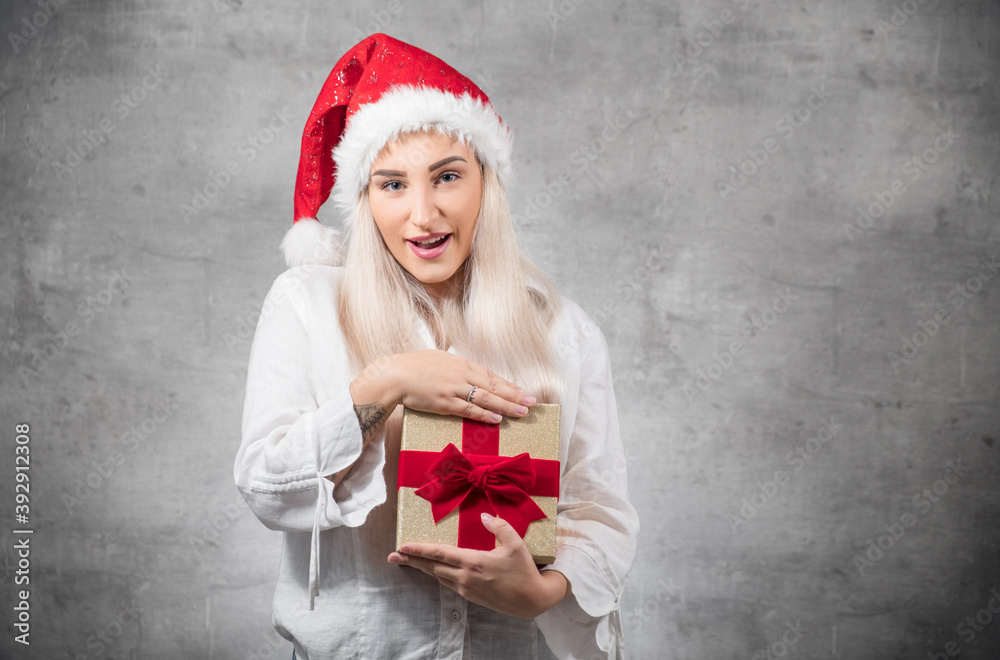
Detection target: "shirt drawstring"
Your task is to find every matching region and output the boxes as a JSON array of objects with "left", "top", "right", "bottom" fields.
[
  {"left": 309, "top": 470, "right": 324, "bottom": 610},
  {"left": 611, "top": 608, "right": 624, "bottom": 659}
]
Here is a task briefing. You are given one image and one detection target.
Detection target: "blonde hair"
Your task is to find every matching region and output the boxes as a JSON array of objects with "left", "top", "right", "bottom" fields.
[{"left": 336, "top": 164, "right": 563, "bottom": 403}]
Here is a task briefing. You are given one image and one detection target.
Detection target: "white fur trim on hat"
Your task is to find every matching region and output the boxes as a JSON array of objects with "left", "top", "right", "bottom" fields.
[
  {"left": 281, "top": 218, "right": 345, "bottom": 268},
  {"left": 330, "top": 85, "right": 512, "bottom": 221}
]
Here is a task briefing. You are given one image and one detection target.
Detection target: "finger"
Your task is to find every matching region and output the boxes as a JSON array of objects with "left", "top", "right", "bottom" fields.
[
  {"left": 466, "top": 378, "right": 535, "bottom": 420},
  {"left": 473, "top": 386, "right": 535, "bottom": 420},
  {"left": 399, "top": 543, "right": 466, "bottom": 568},
  {"left": 459, "top": 396, "right": 505, "bottom": 424},
  {"left": 481, "top": 513, "right": 524, "bottom": 548},
  {"left": 392, "top": 552, "right": 435, "bottom": 574},
  {"left": 394, "top": 553, "right": 464, "bottom": 583},
  {"left": 467, "top": 365, "right": 533, "bottom": 406}
]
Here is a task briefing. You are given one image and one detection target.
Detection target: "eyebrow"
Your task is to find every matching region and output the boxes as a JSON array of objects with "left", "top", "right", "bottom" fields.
[{"left": 370, "top": 156, "right": 468, "bottom": 179}]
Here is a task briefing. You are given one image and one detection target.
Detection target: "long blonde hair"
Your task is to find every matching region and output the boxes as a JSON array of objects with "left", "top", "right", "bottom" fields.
[{"left": 336, "top": 163, "right": 563, "bottom": 403}]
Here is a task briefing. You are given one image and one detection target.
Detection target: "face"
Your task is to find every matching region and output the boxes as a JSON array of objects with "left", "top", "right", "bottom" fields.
[{"left": 368, "top": 130, "right": 483, "bottom": 298}]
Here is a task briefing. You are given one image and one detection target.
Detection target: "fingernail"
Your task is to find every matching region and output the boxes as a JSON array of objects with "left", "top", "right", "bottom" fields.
[
  {"left": 523, "top": 395, "right": 536, "bottom": 405},
  {"left": 399, "top": 546, "right": 410, "bottom": 554},
  {"left": 388, "top": 554, "right": 399, "bottom": 564},
  {"left": 491, "top": 413, "right": 502, "bottom": 423},
  {"left": 481, "top": 512, "right": 494, "bottom": 523},
  {"left": 515, "top": 405, "right": 528, "bottom": 415}
]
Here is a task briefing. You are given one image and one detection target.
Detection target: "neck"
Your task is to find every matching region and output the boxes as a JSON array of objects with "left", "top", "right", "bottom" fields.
[
  {"left": 419, "top": 264, "right": 467, "bottom": 349},
  {"left": 423, "top": 264, "right": 466, "bottom": 303}
]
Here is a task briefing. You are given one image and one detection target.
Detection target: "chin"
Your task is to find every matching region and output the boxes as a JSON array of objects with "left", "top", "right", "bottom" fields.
[
  {"left": 409, "top": 265, "right": 458, "bottom": 285},
  {"left": 414, "top": 271, "right": 452, "bottom": 285}
]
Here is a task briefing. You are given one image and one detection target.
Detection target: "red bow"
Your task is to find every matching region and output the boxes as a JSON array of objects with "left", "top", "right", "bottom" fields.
[{"left": 415, "top": 443, "right": 546, "bottom": 538}]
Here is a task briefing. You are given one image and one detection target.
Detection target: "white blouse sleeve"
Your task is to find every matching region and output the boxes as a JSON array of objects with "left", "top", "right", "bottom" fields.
[
  {"left": 535, "top": 325, "right": 640, "bottom": 659},
  {"left": 233, "top": 268, "right": 388, "bottom": 608}
]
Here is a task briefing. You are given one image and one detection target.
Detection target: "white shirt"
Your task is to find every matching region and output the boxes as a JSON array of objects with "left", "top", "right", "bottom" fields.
[{"left": 235, "top": 265, "right": 639, "bottom": 660}]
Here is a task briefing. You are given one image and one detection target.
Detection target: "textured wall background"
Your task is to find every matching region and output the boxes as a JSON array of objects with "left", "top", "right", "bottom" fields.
[{"left": 1, "top": 1, "right": 998, "bottom": 658}]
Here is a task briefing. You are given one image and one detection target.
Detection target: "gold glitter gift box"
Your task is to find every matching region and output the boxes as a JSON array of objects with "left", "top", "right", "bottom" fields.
[{"left": 395, "top": 404, "right": 561, "bottom": 565}]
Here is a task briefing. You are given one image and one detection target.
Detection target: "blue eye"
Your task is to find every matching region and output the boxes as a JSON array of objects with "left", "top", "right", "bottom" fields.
[
  {"left": 381, "top": 180, "right": 403, "bottom": 192},
  {"left": 438, "top": 172, "right": 459, "bottom": 184}
]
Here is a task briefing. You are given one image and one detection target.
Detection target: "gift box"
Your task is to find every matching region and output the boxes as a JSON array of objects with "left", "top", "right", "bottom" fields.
[{"left": 395, "top": 404, "right": 561, "bottom": 564}]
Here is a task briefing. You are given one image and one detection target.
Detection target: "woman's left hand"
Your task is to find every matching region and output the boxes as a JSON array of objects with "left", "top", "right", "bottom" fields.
[{"left": 387, "top": 513, "right": 570, "bottom": 619}]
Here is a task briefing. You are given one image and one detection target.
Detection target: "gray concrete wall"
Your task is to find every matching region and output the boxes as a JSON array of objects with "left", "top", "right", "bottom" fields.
[{"left": 1, "top": 1, "right": 998, "bottom": 658}]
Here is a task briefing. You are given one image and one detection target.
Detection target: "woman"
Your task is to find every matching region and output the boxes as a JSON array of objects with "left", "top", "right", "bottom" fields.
[{"left": 235, "top": 33, "right": 639, "bottom": 659}]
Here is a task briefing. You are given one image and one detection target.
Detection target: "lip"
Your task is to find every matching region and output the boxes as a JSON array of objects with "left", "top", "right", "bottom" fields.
[
  {"left": 409, "top": 232, "right": 449, "bottom": 242},
  {"left": 407, "top": 233, "right": 452, "bottom": 259}
]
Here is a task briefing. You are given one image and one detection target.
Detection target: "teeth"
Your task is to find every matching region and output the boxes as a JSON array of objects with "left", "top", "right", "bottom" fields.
[{"left": 414, "top": 235, "right": 446, "bottom": 246}]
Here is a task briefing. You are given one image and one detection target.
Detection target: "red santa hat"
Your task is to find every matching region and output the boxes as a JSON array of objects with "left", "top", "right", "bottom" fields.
[{"left": 282, "top": 33, "right": 513, "bottom": 268}]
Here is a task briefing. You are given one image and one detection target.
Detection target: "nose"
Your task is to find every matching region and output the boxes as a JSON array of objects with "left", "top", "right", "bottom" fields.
[{"left": 409, "top": 181, "right": 438, "bottom": 230}]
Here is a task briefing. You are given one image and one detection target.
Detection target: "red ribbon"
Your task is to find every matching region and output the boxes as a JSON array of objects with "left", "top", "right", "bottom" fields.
[{"left": 397, "top": 418, "right": 560, "bottom": 551}]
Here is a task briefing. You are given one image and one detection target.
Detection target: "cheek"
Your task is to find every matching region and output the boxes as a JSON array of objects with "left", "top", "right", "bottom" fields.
[
  {"left": 372, "top": 205, "right": 402, "bottom": 238},
  {"left": 371, "top": 214, "right": 387, "bottom": 239},
  {"left": 457, "top": 190, "right": 482, "bottom": 230}
]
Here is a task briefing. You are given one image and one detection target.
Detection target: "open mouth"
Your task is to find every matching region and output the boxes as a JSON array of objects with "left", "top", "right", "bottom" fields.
[
  {"left": 407, "top": 233, "right": 452, "bottom": 259},
  {"left": 409, "top": 234, "right": 450, "bottom": 249}
]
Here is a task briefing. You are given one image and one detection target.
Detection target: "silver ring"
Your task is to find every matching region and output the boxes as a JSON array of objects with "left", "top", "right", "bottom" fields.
[{"left": 466, "top": 385, "right": 478, "bottom": 403}]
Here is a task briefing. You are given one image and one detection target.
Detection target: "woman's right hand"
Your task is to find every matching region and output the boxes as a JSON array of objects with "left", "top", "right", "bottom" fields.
[
  {"left": 334, "top": 350, "right": 535, "bottom": 485},
  {"left": 355, "top": 349, "right": 536, "bottom": 424}
]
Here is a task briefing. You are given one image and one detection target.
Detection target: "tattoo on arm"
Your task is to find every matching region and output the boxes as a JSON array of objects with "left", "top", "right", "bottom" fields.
[
  {"left": 354, "top": 403, "right": 388, "bottom": 444},
  {"left": 327, "top": 403, "right": 388, "bottom": 485}
]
